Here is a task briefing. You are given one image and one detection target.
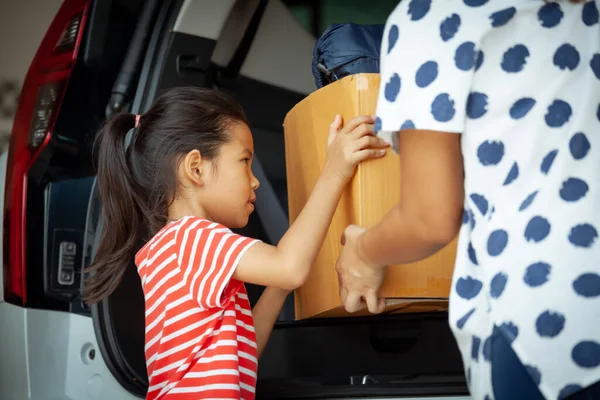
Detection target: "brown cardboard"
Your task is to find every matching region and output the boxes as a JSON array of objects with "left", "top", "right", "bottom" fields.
[{"left": 283, "top": 74, "right": 458, "bottom": 320}]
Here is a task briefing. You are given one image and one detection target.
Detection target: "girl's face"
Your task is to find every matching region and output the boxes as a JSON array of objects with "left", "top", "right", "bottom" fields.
[{"left": 201, "top": 122, "right": 260, "bottom": 228}]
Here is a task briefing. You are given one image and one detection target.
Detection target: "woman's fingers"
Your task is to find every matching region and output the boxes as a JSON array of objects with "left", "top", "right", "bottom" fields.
[
  {"left": 344, "top": 292, "right": 363, "bottom": 313},
  {"left": 365, "top": 292, "right": 384, "bottom": 314}
]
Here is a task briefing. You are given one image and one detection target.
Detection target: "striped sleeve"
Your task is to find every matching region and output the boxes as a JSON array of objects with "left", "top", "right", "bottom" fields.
[{"left": 179, "top": 219, "right": 259, "bottom": 309}]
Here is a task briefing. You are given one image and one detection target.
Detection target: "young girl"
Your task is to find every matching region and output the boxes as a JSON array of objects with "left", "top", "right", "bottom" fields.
[
  {"left": 335, "top": 1, "right": 600, "bottom": 399},
  {"left": 84, "top": 87, "right": 387, "bottom": 399}
]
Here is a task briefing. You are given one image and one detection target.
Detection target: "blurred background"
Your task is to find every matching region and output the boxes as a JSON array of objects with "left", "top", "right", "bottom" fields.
[{"left": 0, "top": 0, "right": 399, "bottom": 154}]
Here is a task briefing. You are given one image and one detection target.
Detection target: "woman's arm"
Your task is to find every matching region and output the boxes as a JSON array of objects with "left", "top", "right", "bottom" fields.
[
  {"left": 336, "top": 129, "right": 464, "bottom": 313},
  {"left": 251, "top": 287, "right": 290, "bottom": 357},
  {"left": 360, "top": 129, "right": 464, "bottom": 266}
]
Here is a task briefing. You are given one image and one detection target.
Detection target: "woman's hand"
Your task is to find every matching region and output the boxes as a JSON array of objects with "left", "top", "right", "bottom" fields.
[
  {"left": 336, "top": 224, "right": 387, "bottom": 314},
  {"left": 322, "top": 115, "right": 389, "bottom": 183}
]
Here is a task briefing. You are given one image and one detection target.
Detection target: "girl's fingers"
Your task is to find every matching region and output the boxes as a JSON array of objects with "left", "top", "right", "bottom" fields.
[
  {"left": 352, "top": 148, "right": 387, "bottom": 163},
  {"left": 340, "top": 116, "right": 374, "bottom": 135},
  {"left": 352, "top": 135, "right": 389, "bottom": 151},
  {"left": 328, "top": 114, "right": 342, "bottom": 146},
  {"left": 348, "top": 123, "right": 375, "bottom": 139}
]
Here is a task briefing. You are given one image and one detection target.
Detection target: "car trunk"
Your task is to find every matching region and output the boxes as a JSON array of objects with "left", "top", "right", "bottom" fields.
[{"left": 83, "top": 0, "right": 469, "bottom": 398}]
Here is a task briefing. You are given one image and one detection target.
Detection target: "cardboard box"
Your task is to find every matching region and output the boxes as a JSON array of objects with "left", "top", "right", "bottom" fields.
[{"left": 283, "top": 74, "right": 458, "bottom": 320}]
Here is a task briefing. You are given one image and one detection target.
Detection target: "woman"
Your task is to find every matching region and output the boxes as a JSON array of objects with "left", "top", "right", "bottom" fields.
[{"left": 335, "top": 1, "right": 600, "bottom": 399}]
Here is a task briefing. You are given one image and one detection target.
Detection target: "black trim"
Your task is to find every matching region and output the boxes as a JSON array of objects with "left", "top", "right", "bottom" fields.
[
  {"left": 92, "top": 290, "right": 146, "bottom": 397},
  {"left": 105, "top": 0, "right": 162, "bottom": 117},
  {"left": 223, "top": 0, "right": 269, "bottom": 77},
  {"left": 256, "top": 313, "right": 468, "bottom": 399}
]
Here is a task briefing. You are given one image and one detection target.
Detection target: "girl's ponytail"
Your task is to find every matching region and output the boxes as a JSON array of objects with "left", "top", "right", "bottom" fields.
[{"left": 83, "top": 112, "right": 145, "bottom": 303}]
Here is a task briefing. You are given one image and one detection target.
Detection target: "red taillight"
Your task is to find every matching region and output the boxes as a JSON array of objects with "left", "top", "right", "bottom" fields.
[{"left": 3, "top": 0, "right": 89, "bottom": 305}]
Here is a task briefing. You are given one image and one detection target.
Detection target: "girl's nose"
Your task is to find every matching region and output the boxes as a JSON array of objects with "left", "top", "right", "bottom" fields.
[{"left": 251, "top": 174, "right": 260, "bottom": 190}]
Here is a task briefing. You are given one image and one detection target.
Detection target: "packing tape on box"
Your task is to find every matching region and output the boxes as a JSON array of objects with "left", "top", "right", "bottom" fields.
[{"left": 356, "top": 75, "right": 369, "bottom": 91}]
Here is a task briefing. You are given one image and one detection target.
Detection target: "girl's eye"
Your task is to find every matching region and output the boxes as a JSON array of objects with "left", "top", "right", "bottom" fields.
[{"left": 242, "top": 158, "right": 251, "bottom": 164}]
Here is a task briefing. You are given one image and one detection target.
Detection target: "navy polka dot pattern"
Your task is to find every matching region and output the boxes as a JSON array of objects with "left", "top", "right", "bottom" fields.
[
  {"left": 482, "top": 336, "right": 492, "bottom": 361},
  {"left": 374, "top": 117, "right": 382, "bottom": 132},
  {"left": 582, "top": 1, "right": 599, "bottom": 26},
  {"left": 510, "top": 98, "right": 536, "bottom": 119},
  {"left": 526, "top": 365, "right": 542, "bottom": 386},
  {"left": 569, "top": 132, "right": 591, "bottom": 159},
  {"left": 572, "top": 341, "right": 600, "bottom": 368},
  {"left": 503, "top": 162, "right": 519, "bottom": 185},
  {"left": 400, "top": 120, "right": 415, "bottom": 130},
  {"left": 591, "top": 53, "right": 600, "bottom": 79},
  {"left": 388, "top": 25, "right": 399, "bottom": 54},
  {"left": 470, "top": 193, "right": 489, "bottom": 215},
  {"left": 554, "top": 44, "right": 580, "bottom": 71},
  {"left": 541, "top": 150, "right": 558, "bottom": 174},
  {"left": 475, "top": 50, "right": 484, "bottom": 71},
  {"left": 471, "top": 336, "right": 481, "bottom": 360},
  {"left": 487, "top": 229, "right": 508, "bottom": 256},
  {"left": 440, "top": 14, "right": 461, "bottom": 41},
  {"left": 536, "top": 310, "right": 566, "bottom": 338},
  {"left": 477, "top": 141, "right": 504, "bottom": 166},
  {"left": 572, "top": 273, "right": 600, "bottom": 298},
  {"left": 384, "top": 74, "right": 401, "bottom": 102},
  {"left": 467, "top": 92, "right": 488, "bottom": 119},
  {"left": 456, "top": 307, "right": 476, "bottom": 329},
  {"left": 490, "top": 7, "right": 516, "bottom": 27},
  {"left": 456, "top": 276, "right": 483, "bottom": 299},
  {"left": 374, "top": 2, "right": 600, "bottom": 398},
  {"left": 524, "top": 262, "right": 551, "bottom": 287},
  {"left": 560, "top": 178, "right": 589, "bottom": 202},
  {"left": 538, "top": 3, "right": 564, "bottom": 28},
  {"left": 464, "top": 0, "right": 488, "bottom": 7},
  {"left": 431, "top": 93, "right": 456, "bottom": 122},
  {"left": 415, "top": 61, "right": 438, "bottom": 87},
  {"left": 499, "top": 322, "right": 519, "bottom": 343},
  {"left": 407, "top": 0, "right": 431, "bottom": 21},
  {"left": 468, "top": 242, "right": 478, "bottom": 265},
  {"left": 525, "top": 216, "right": 551, "bottom": 243},
  {"left": 545, "top": 100, "right": 572, "bottom": 127},
  {"left": 501, "top": 44, "right": 530, "bottom": 73},
  {"left": 519, "top": 190, "right": 538, "bottom": 211},
  {"left": 490, "top": 272, "right": 508, "bottom": 298},
  {"left": 559, "top": 385, "right": 583, "bottom": 400},
  {"left": 568, "top": 223, "right": 598, "bottom": 248},
  {"left": 455, "top": 42, "right": 477, "bottom": 71}
]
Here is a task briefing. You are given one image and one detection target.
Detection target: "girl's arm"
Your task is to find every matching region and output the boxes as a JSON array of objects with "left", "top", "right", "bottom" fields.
[
  {"left": 232, "top": 115, "right": 388, "bottom": 290},
  {"left": 251, "top": 287, "right": 290, "bottom": 357}
]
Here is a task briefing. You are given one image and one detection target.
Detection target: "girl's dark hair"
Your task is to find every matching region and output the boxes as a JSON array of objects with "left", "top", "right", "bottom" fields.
[{"left": 83, "top": 87, "right": 247, "bottom": 304}]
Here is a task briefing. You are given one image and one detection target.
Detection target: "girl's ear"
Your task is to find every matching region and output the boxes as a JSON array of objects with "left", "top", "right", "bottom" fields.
[{"left": 181, "top": 149, "right": 205, "bottom": 185}]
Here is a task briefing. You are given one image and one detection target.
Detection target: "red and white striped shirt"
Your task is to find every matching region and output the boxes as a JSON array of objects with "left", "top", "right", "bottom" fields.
[{"left": 135, "top": 216, "right": 259, "bottom": 399}]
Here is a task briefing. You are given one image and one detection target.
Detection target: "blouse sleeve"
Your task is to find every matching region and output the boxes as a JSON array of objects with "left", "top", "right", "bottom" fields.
[{"left": 375, "top": 0, "right": 494, "bottom": 151}]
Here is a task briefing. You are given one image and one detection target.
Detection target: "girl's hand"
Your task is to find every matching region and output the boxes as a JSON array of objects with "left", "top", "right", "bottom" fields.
[{"left": 323, "top": 115, "right": 389, "bottom": 183}]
